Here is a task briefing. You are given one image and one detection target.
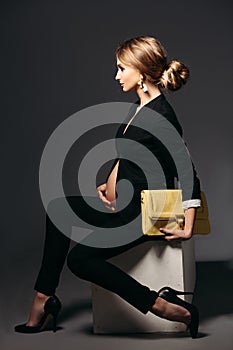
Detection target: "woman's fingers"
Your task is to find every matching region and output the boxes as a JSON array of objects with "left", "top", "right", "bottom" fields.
[
  {"left": 97, "top": 184, "right": 110, "bottom": 203},
  {"left": 102, "top": 198, "right": 112, "bottom": 204},
  {"left": 96, "top": 183, "right": 116, "bottom": 209},
  {"left": 98, "top": 192, "right": 111, "bottom": 204},
  {"left": 159, "top": 227, "right": 191, "bottom": 240},
  {"left": 164, "top": 234, "right": 183, "bottom": 241},
  {"left": 97, "top": 183, "right": 107, "bottom": 191},
  {"left": 105, "top": 204, "right": 116, "bottom": 211}
]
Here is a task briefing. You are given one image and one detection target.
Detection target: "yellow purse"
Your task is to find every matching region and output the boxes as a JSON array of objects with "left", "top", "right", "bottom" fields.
[{"left": 141, "top": 190, "right": 210, "bottom": 236}]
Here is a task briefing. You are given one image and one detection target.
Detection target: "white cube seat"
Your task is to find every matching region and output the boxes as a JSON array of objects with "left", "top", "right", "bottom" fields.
[{"left": 91, "top": 238, "right": 196, "bottom": 334}]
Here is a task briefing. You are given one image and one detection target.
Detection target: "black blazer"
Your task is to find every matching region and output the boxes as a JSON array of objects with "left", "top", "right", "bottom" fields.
[{"left": 107, "top": 94, "right": 201, "bottom": 223}]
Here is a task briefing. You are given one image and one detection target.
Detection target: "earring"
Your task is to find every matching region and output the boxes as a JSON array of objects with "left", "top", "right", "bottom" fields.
[
  {"left": 142, "top": 82, "right": 148, "bottom": 93},
  {"left": 137, "top": 77, "right": 148, "bottom": 93}
]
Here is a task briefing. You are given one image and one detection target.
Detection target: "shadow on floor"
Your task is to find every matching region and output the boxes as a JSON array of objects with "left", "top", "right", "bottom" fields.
[
  {"left": 193, "top": 260, "right": 233, "bottom": 321},
  {"left": 78, "top": 324, "right": 209, "bottom": 339},
  {"left": 58, "top": 300, "right": 92, "bottom": 322}
]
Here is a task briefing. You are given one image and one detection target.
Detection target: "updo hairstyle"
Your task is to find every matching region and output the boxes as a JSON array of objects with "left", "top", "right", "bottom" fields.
[{"left": 116, "top": 36, "right": 189, "bottom": 91}]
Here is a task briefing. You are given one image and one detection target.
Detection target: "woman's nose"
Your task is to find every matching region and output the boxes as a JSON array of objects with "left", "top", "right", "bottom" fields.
[{"left": 115, "top": 70, "right": 120, "bottom": 80}]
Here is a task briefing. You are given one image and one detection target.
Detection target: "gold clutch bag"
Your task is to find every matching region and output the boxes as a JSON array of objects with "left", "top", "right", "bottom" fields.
[{"left": 141, "top": 189, "right": 210, "bottom": 236}]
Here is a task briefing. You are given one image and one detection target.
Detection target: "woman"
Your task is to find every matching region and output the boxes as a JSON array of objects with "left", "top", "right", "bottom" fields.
[{"left": 15, "top": 36, "right": 201, "bottom": 338}]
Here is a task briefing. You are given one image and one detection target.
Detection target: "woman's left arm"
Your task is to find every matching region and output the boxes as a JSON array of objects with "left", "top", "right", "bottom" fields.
[{"left": 160, "top": 207, "right": 196, "bottom": 241}]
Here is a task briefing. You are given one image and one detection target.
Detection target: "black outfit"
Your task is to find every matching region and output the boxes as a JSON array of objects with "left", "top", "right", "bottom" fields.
[{"left": 34, "top": 94, "right": 201, "bottom": 314}]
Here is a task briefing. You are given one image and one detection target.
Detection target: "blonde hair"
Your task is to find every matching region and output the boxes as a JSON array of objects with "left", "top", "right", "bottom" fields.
[{"left": 116, "top": 36, "right": 189, "bottom": 91}]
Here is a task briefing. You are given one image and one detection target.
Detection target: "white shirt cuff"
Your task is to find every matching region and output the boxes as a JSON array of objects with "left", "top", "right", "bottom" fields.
[{"left": 182, "top": 199, "right": 201, "bottom": 210}]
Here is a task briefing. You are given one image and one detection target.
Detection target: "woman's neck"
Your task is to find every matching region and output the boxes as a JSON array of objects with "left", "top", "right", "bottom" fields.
[{"left": 136, "top": 84, "right": 161, "bottom": 107}]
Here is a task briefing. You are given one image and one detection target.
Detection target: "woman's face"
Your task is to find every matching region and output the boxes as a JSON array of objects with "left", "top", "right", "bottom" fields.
[{"left": 115, "top": 59, "right": 141, "bottom": 92}]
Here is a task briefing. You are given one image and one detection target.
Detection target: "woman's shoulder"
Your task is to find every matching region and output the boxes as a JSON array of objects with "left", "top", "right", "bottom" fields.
[{"left": 145, "top": 94, "right": 183, "bottom": 136}]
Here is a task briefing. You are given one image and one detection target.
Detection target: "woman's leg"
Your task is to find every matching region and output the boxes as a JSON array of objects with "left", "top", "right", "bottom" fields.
[
  {"left": 34, "top": 214, "right": 71, "bottom": 296},
  {"left": 34, "top": 195, "right": 115, "bottom": 295},
  {"left": 22, "top": 196, "right": 115, "bottom": 327},
  {"left": 67, "top": 236, "right": 191, "bottom": 324},
  {"left": 67, "top": 236, "right": 158, "bottom": 314},
  {"left": 18, "top": 195, "right": 192, "bottom": 330}
]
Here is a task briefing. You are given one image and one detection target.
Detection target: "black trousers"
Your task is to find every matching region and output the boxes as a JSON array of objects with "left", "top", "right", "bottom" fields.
[{"left": 34, "top": 196, "right": 159, "bottom": 314}]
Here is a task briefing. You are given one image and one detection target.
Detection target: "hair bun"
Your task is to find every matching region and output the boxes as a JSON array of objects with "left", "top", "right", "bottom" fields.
[{"left": 160, "top": 60, "right": 189, "bottom": 91}]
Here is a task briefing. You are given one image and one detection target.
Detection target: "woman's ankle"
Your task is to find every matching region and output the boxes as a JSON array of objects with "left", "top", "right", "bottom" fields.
[
  {"left": 151, "top": 296, "right": 167, "bottom": 317},
  {"left": 35, "top": 292, "right": 51, "bottom": 301}
]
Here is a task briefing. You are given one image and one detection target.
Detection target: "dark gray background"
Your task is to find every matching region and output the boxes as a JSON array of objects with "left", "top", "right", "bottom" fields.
[
  {"left": 2, "top": 0, "right": 232, "bottom": 260},
  {"left": 1, "top": 1, "right": 233, "bottom": 349}
]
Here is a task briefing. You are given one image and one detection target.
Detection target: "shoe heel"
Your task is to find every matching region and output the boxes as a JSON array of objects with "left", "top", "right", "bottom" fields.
[
  {"left": 52, "top": 316, "right": 57, "bottom": 333},
  {"left": 158, "top": 286, "right": 199, "bottom": 339},
  {"left": 14, "top": 295, "right": 62, "bottom": 334}
]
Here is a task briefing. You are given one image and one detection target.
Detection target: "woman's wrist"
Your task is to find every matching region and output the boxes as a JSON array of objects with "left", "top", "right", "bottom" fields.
[{"left": 183, "top": 207, "right": 196, "bottom": 238}]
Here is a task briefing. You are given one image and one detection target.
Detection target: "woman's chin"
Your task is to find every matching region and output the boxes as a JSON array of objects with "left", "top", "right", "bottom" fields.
[
  {"left": 122, "top": 86, "right": 136, "bottom": 93},
  {"left": 122, "top": 86, "right": 129, "bottom": 92}
]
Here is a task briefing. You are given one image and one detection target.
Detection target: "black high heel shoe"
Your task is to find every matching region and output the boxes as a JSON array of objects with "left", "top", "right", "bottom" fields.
[
  {"left": 14, "top": 295, "right": 62, "bottom": 334},
  {"left": 158, "top": 286, "right": 199, "bottom": 339}
]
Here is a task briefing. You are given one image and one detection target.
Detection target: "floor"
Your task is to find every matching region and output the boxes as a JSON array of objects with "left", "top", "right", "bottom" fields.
[{"left": 2, "top": 261, "right": 233, "bottom": 350}]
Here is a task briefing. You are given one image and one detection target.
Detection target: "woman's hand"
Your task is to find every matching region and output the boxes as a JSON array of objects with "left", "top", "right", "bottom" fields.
[
  {"left": 159, "top": 207, "right": 197, "bottom": 241},
  {"left": 105, "top": 199, "right": 116, "bottom": 212},
  {"left": 159, "top": 227, "right": 192, "bottom": 241},
  {"left": 97, "top": 183, "right": 116, "bottom": 211},
  {"left": 97, "top": 183, "right": 109, "bottom": 203}
]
